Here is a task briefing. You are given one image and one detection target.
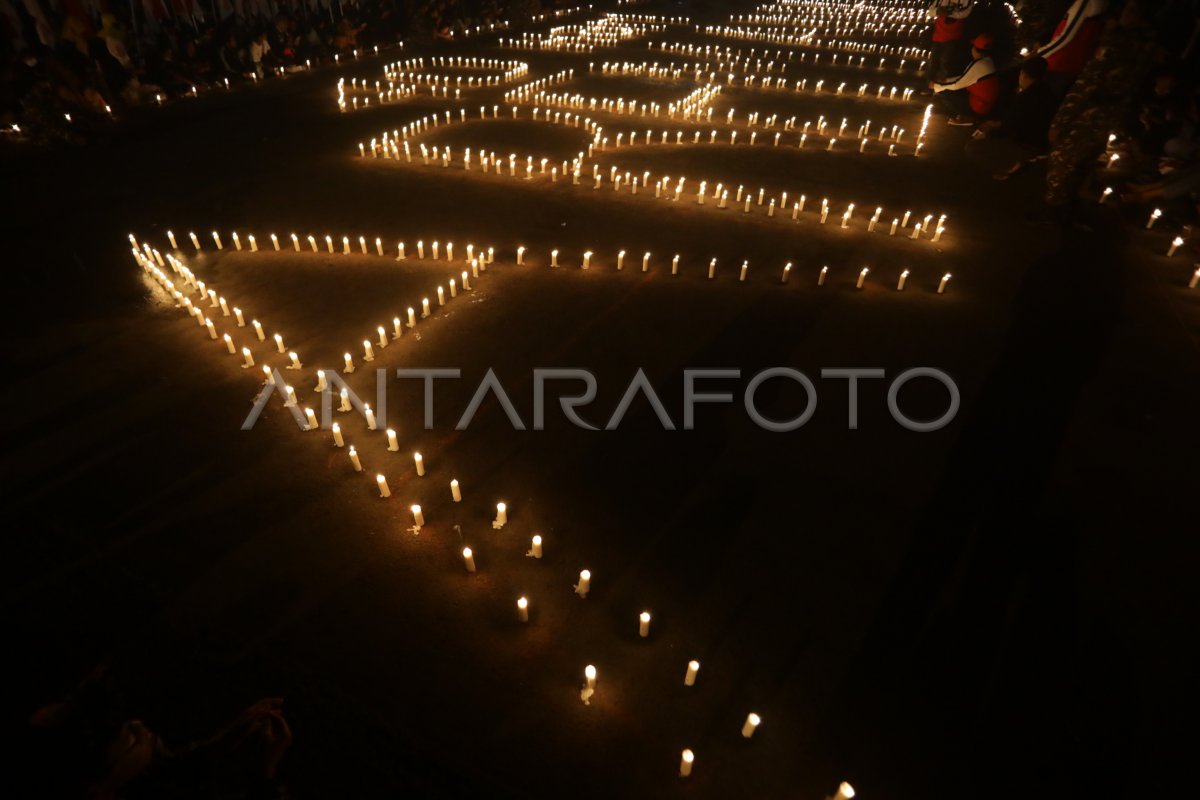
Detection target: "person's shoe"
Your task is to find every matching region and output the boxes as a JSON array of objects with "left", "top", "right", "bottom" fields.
[{"left": 947, "top": 116, "right": 975, "bottom": 127}]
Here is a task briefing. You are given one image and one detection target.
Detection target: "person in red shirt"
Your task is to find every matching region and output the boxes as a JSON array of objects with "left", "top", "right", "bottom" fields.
[
  {"left": 932, "top": 33, "right": 1002, "bottom": 125},
  {"left": 928, "top": 0, "right": 977, "bottom": 82},
  {"left": 1037, "top": 0, "right": 1110, "bottom": 96}
]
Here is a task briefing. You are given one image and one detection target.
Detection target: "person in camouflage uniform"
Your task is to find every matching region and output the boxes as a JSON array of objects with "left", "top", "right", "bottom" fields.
[{"left": 1044, "top": 0, "right": 1162, "bottom": 209}]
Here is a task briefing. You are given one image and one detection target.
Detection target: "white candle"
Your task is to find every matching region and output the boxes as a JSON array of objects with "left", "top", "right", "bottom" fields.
[
  {"left": 833, "top": 782, "right": 856, "bottom": 800},
  {"left": 332, "top": 422, "right": 344, "bottom": 447},
  {"left": 617, "top": 250, "right": 625, "bottom": 270},
  {"left": 365, "top": 405, "right": 377, "bottom": 430},
  {"left": 414, "top": 452, "right": 425, "bottom": 476},
  {"left": 392, "top": 317, "right": 403, "bottom": 339},
  {"left": 1190, "top": 268, "right": 1200, "bottom": 289},
  {"left": 274, "top": 333, "right": 285, "bottom": 353},
  {"left": 528, "top": 534, "right": 543, "bottom": 558},
  {"left": 248, "top": 235, "right": 257, "bottom": 252},
  {"left": 575, "top": 569, "right": 591, "bottom": 598},
  {"left": 292, "top": 233, "right": 299, "bottom": 251},
  {"left": 741, "top": 712, "right": 761, "bottom": 738},
  {"left": 684, "top": 660, "right": 700, "bottom": 686},
  {"left": 349, "top": 446, "right": 362, "bottom": 471},
  {"left": 679, "top": 750, "right": 694, "bottom": 777},
  {"left": 386, "top": 429, "right": 399, "bottom": 451},
  {"left": 212, "top": 231, "right": 222, "bottom": 249},
  {"left": 642, "top": 252, "right": 651, "bottom": 272},
  {"left": 818, "top": 266, "right": 828, "bottom": 286},
  {"left": 304, "top": 407, "right": 318, "bottom": 430},
  {"left": 422, "top": 298, "right": 431, "bottom": 318},
  {"left": 339, "top": 389, "right": 351, "bottom": 412},
  {"left": 167, "top": 230, "right": 178, "bottom": 249},
  {"left": 376, "top": 474, "right": 391, "bottom": 498},
  {"left": 407, "top": 308, "right": 417, "bottom": 328},
  {"left": 271, "top": 234, "right": 279, "bottom": 251},
  {"left": 938, "top": 273, "right": 951, "bottom": 294},
  {"left": 377, "top": 326, "right": 388, "bottom": 347},
  {"left": 856, "top": 267, "right": 868, "bottom": 289},
  {"left": 437, "top": 286, "right": 446, "bottom": 305},
  {"left": 639, "top": 611, "right": 651, "bottom": 638},
  {"left": 582, "top": 251, "right": 592, "bottom": 270},
  {"left": 517, "top": 596, "right": 529, "bottom": 622},
  {"left": 739, "top": 261, "right": 749, "bottom": 282},
  {"left": 363, "top": 341, "right": 375, "bottom": 362},
  {"left": 495, "top": 502, "right": 508, "bottom": 526},
  {"left": 462, "top": 547, "right": 476, "bottom": 573},
  {"left": 241, "top": 347, "right": 254, "bottom": 368},
  {"left": 782, "top": 263, "right": 792, "bottom": 283},
  {"left": 897, "top": 269, "right": 909, "bottom": 291},
  {"left": 344, "top": 353, "right": 355, "bottom": 373},
  {"left": 1167, "top": 236, "right": 1184, "bottom": 257},
  {"left": 205, "top": 319, "right": 217, "bottom": 339},
  {"left": 890, "top": 218, "right": 899, "bottom": 235},
  {"left": 190, "top": 232, "right": 200, "bottom": 250},
  {"left": 234, "top": 307, "right": 245, "bottom": 327},
  {"left": 585, "top": 664, "right": 597, "bottom": 689},
  {"left": 1146, "top": 209, "right": 1161, "bottom": 229},
  {"left": 451, "top": 479, "right": 462, "bottom": 502},
  {"left": 910, "top": 222, "right": 922, "bottom": 240},
  {"left": 289, "top": 351, "right": 302, "bottom": 370},
  {"left": 708, "top": 258, "right": 717, "bottom": 280},
  {"left": 223, "top": 334, "right": 235, "bottom": 354},
  {"left": 411, "top": 504, "right": 425, "bottom": 527}
]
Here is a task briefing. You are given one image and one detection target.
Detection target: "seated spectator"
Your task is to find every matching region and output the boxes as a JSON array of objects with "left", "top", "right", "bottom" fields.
[
  {"left": 927, "top": 0, "right": 976, "bottom": 83},
  {"left": 249, "top": 30, "right": 272, "bottom": 78},
  {"left": 932, "top": 33, "right": 1001, "bottom": 125},
  {"left": 968, "top": 57, "right": 1060, "bottom": 178}
]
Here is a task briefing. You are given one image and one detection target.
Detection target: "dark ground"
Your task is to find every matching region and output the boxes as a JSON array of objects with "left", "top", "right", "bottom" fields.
[{"left": 2, "top": 3, "right": 1198, "bottom": 798}]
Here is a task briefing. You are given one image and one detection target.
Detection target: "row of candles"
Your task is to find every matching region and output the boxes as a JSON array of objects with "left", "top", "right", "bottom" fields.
[
  {"left": 652, "top": 41, "right": 925, "bottom": 86},
  {"left": 134, "top": 229, "right": 873, "bottom": 790},
  {"left": 499, "top": 14, "right": 668, "bottom": 53}
]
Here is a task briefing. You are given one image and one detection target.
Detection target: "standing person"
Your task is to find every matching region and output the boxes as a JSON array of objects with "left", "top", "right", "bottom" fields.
[
  {"left": 928, "top": 0, "right": 976, "bottom": 82},
  {"left": 1037, "top": 0, "right": 1111, "bottom": 96},
  {"left": 932, "top": 33, "right": 1001, "bottom": 125},
  {"left": 1041, "top": 0, "right": 1161, "bottom": 223}
]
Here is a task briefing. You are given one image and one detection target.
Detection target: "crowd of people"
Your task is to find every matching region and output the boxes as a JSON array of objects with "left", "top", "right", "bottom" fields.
[
  {"left": 924, "top": 0, "right": 1200, "bottom": 232},
  {"left": 0, "top": 0, "right": 518, "bottom": 141}
]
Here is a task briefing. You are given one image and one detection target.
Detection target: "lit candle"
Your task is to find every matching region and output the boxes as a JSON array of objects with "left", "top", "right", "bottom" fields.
[
  {"left": 223, "top": 334, "right": 235, "bottom": 354},
  {"left": 938, "top": 273, "right": 951, "bottom": 294},
  {"left": 679, "top": 750, "right": 694, "bottom": 778},
  {"left": 639, "top": 611, "right": 651, "bottom": 638},
  {"left": 376, "top": 474, "right": 391, "bottom": 498},
  {"left": 386, "top": 429, "right": 399, "bottom": 451},
  {"left": 818, "top": 266, "right": 828, "bottom": 286},
  {"left": 205, "top": 318, "right": 217, "bottom": 339},
  {"left": 304, "top": 407, "right": 319, "bottom": 430},
  {"left": 585, "top": 664, "right": 597, "bottom": 689},
  {"left": 349, "top": 446, "right": 362, "bottom": 471},
  {"left": 642, "top": 251, "right": 651, "bottom": 272},
  {"left": 462, "top": 547, "right": 476, "bottom": 573},
  {"left": 684, "top": 660, "right": 700, "bottom": 686},
  {"left": 528, "top": 535, "right": 543, "bottom": 558},
  {"left": 1167, "top": 236, "right": 1184, "bottom": 257},
  {"left": 517, "top": 596, "right": 529, "bottom": 622},
  {"left": 363, "top": 341, "right": 375, "bottom": 361},
  {"left": 495, "top": 502, "right": 508, "bottom": 527},
  {"left": 339, "top": 389, "right": 351, "bottom": 412},
  {"left": 421, "top": 298, "right": 431, "bottom": 318},
  {"left": 856, "top": 267, "right": 868, "bottom": 289},
  {"left": 271, "top": 234, "right": 279, "bottom": 250},
  {"left": 617, "top": 250, "right": 625, "bottom": 270},
  {"left": 392, "top": 317, "right": 403, "bottom": 340},
  {"left": 739, "top": 261, "right": 749, "bottom": 282},
  {"left": 365, "top": 405, "right": 377, "bottom": 430},
  {"left": 575, "top": 569, "right": 591, "bottom": 598},
  {"left": 411, "top": 504, "right": 425, "bottom": 527},
  {"left": 241, "top": 347, "right": 254, "bottom": 368},
  {"left": 451, "top": 479, "right": 462, "bottom": 502},
  {"left": 408, "top": 308, "right": 417, "bottom": 328},
  {"left": 1189, "top": 268, "right": 1200, "bottom": 288},
  {"left": 897, "top": 269, "right": 909, "bottom": 291},
  {"left": 414, "top": 452, "right": 425, "bottom": 476},
  {"left": 274, "top": 333, "right": 285, "bottom": 354},
  {"left": 377, "top": 326, "right": 388, "bottom": 347},
  {"left": 167, "top": 230, "right": 178, "bottom": 249},
  {"left": 741, "top": 713, "right": 761, "bottom": 738},
  {"left": 833, "top": 782, "right": 856, "bottom": 800},
  {"left": 248, "top": 235, "right": 257, "bottom": 252},
  {"left": 234, "top": 307, "right": 245, "bottom": 327},
  {"left": 332, "top": 422, "right": 344, "bottom": 447},
  {"left": 189, "top": 232, "right": 200, "bottom": 250},
  {"left": 212, "top": 231, "right": 222, "bottom": 249},
  {"left": 344, "top": 353, "right": 355, "bottom": 373}
]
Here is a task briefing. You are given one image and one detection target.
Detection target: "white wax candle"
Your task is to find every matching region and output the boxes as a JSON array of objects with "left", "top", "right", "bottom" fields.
[
  {"left": 234, "top": 307, "right": 245, "bottom": 327},
  {"left": 205, "top": 319, "right": 217, "bottom": 339},
  {"left": 332, "top": 422, "right": 344, "bottom": 447},
  {"left": 223, "top": 334, "right": 235, "bottom": 354},
  {"left": 271, "top": 234, "right": 279, "bottom": 250},
  {"left": 241, "top": 347, "right": 254, "bottom": 368},
  {"left": 585, "top": 664, "right": 597, "bottom": 688},
  {"left": 642, "top": 252, "right": 650, "bottom": 272},
  {"left": 582, "top": 251, "right": 592, "bottom": 270},
  {"left": 377, "top": 326, "right": 388, "bottom": 347},
  {"left": 339, "top": 389, "right": 351, "bottom": 411},
  {"left": 349, "top": 446, "right": 362, "bottom": 471},
  {"left": 212, "top": 231, "right": 222, "bottom": 249},
  {"left": 412, "top": 504, "right": 424, "bottom": 527},
  {"left": 414, "top": 452, "right": 425, "bottom": 476},
  {"left": 167, "top": 230, "right": 178, "bottom": 249},
  {"left": 818, "top": 266, "right": 828, "bottom": 286},
  {"left": 517, "top": 597, "right": 529, "bottom": 622},
  {"left": 289, "top": 351, "right": 302, "bottom": 370},
  {"left": 462, "top": 547, "right": 476, "bottom": 572},
  {"left": 421, "top": 298, "right": 431, "bottom": 318},
  {"left": 495, "top": 502, "right": 508, "bottom": 526},
  {"left": 1167, "top": 237, "right": 1184, "bottom": 257},
  {"left": 679, "top": 750, "right": 694, "bottom": 777},
  {"left": 1190, "top": 268, "right": 1200, "bottom": 288},
  {"left": 451, "top": 479, "right": 462, "bottom": 502},
  {"left": 376, "top": 474, "right": 391, "bottom": 498},
  {"left": 741, "top": 713, "right": 761, "bottom": 738},
  {"left": 639, "top": 611, "right": 651, "bottom": 638},
  {"left": 365, "top": 405, "right": 377, "bottom": 430},
  {"left": 363, "top": 341, "right": 375, "bottom": 361},
  {"left": 684, "top": 660, "right": 700, "bottom": 686},
  {"left": 517, "top": 246, "right": 525, "bottom": 265},
  {"left": 528, "top": 535, "right": 543, "bottom": 558},
  {"left": 304, "top": 408, "right": 318, "bottom": 430},
  {"left": 833, "top": 782, "right": 856, "bottom": 800},
  {"left": 938, "top": 273, "right": 951, "bottom": 294},
  {"left": 344, "top": 353, "right": 355, "bottom": 373},
  {"left": 190, "top": 232, "right": 200, "bottom": 249},
  {"left": 856, "top": 268, "right": 869, "bottom": 289},
  {"left": 739, "top": 261, "right": 749, "bottom": 281},
  {"left": 274, "top": 333, "right": 285, "bottom": 353},
  {"left": 408, "top": 308, "right": 417, "bottom": 328},
  {"left": 437, "top": 286, "right": 446, "bottom": 305},
  {"left": 576, "top": 569, "right": 591, "bottom": 597},
  {"left": 898, "top": 270, "right": 909, "bottom": 291},
  {"left": 386, "top": 429, "right": 399, "bottom": 451}
]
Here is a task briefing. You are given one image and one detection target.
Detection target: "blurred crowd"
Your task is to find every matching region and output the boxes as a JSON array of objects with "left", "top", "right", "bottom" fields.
[
  {"left": 924, "top": 0, "right": 1200, "bottom": 231},
  {"left": 0, "top": 0, "right": 521, "bottom": 141}
]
